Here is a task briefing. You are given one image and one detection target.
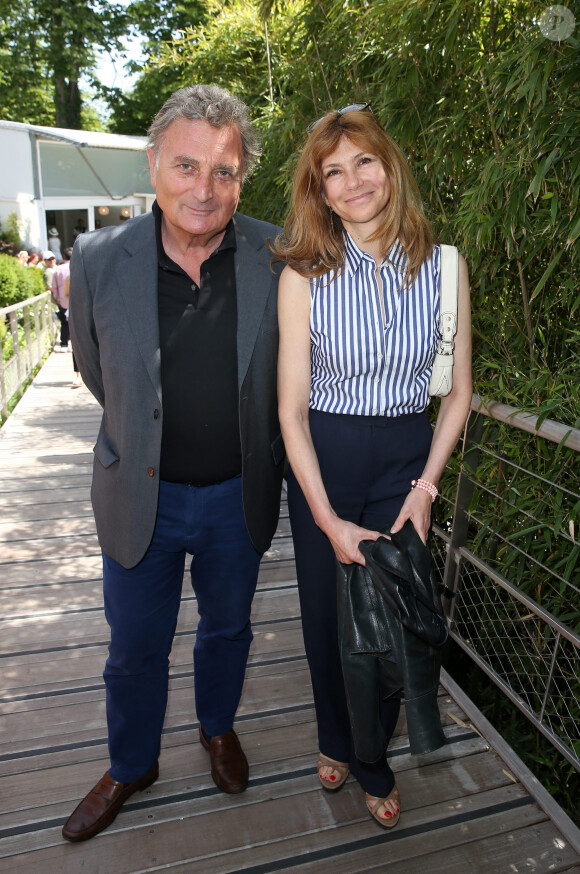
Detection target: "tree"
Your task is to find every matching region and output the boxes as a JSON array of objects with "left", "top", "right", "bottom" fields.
[
  {"left": 0, "top": 0, "right": 53, "bottom": 124},
  {"left": 0, "top": 0, "right": 128, "bottom": 128}
]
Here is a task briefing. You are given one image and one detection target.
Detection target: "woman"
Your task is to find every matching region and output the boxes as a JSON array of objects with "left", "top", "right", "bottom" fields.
[{"left": 274, "top": 105, "right": 472, "bottom": 827}]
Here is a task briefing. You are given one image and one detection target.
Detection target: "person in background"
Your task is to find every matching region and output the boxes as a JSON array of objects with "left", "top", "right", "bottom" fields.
[
  {"left": 47, "top": 227, "right": 63, "bottom": 262},
  {"left": 42, "top": 251, "right": 56, "bottom": 292},
  {"left": 62, "top": 83, "right": 285, "bottom": 842},
  {"left": 17, "top": 250, "right": 29, "bottom": 266},
  {"left": 52, "top": 248, "right": 81, "bottom": 386},
  {"left": 72, "top": 218, "right": 86, "bottom": 239},
  {"left": 273, "top": 104, "right": 472, "bottom": 829},
  {"left": 51, "top": 248, "right": 70, "bottom": 353}
]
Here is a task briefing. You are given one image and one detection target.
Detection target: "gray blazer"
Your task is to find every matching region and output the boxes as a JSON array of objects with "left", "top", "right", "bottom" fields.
[{"left": 69, "top": 210, "right": 285, "bottom": 569}]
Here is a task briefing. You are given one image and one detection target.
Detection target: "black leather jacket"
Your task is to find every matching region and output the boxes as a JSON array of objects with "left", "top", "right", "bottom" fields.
[{"left": 336, "top": 521, "right": 447, "bottom": 763}]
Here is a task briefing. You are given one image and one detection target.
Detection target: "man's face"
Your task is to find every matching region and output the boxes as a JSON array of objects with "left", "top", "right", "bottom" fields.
[{"left": 148, "top": 118, "right": 244, "bottom": 243}]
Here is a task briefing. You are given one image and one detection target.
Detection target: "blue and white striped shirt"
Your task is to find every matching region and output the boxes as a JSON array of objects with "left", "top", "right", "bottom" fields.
[{"left": 309, "top": 233, "right": 441, "bottom": 416}]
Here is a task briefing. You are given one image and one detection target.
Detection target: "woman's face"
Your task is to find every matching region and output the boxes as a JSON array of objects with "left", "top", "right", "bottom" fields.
[{"left": 320, "top": 135, "right": 391, "bottom": 236}]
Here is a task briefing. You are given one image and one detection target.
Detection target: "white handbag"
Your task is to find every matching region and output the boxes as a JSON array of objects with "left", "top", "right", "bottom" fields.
[{"left": 429, "top": 244, "right": 459, "bottom": 397}]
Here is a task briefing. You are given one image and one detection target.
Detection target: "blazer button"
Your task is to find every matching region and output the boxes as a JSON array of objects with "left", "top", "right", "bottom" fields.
[
  {"left": 147, "top": 467, "right": 154, "bottom": 477},
  {"left": 153, "top": 409, "right": 160, "bottom": 419}
]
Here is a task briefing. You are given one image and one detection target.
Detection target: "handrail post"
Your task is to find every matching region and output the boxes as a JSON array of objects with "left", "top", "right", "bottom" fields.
[
  {"left": 443, "top": 409, "right": 484, "bottom": 626},
  {"left": 33, "top": 299, "right": 41, "bottom": 365},
  {"left": 0, "top": 342, "right": 7, "bottom": 422},
  {"left": 9, "top": 310, "right": 24, "bottom": 401},
  {"left": 24, "top": 304, "right": 33, "bottom": 376}
]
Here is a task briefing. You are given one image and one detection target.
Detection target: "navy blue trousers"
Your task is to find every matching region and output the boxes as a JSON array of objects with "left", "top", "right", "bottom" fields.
[
  {"left": 102, "top": 476, "right": 261, "bottom": 784},
  {"left": 288, "top": 409, "right": 433, "bottom": 797}
]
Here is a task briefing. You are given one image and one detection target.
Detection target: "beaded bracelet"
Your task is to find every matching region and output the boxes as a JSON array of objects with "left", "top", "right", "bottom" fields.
[{"left": 411, "top": 478, "right": 439, "bottom": 502}]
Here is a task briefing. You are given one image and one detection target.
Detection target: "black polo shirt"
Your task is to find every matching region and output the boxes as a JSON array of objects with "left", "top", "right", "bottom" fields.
[{"left": 154, "top": 201, "right": 242, "bottom": 485}]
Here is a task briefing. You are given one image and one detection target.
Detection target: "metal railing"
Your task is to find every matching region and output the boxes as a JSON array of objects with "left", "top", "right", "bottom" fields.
[
  {"left": 431, "top": 394, "right": 580, "bottom": 772},
  {"left": 0, "top": 292, "right": 57, "bottom": 423}
]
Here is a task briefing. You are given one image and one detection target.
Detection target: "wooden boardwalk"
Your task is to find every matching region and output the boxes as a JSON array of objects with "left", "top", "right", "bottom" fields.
[{"left": 1, "top": 352, "right": 579, "bottom": 874}]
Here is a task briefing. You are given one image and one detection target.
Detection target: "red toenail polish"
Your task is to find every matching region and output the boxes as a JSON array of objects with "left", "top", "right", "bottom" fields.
[
  {"left": 385, "top": 811, "right": 392, "bottom": 818},
  {"left": 329, "top": 775, "right": 336, "bottom": 781}
]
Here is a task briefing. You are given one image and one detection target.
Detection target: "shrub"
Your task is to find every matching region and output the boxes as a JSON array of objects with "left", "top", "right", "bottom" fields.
[{"left": 0, "top": 254, "right": 45, "bottom": 308}]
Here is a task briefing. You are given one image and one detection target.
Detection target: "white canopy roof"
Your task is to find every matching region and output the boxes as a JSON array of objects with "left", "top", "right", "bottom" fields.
[
  {"left": 0, "top": 120, "right": 148, "bottom": 151},
  {"left": 0, "top": 120, "right": 153, "bottom": 198}
]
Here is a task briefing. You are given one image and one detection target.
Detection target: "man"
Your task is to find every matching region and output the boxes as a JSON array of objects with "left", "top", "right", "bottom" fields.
[
  {"left": 63, "top": 84, "right": 285, "bottom": 842},
  {"left": 51, "top": 247, "right": 72, "bottom": 353},
  {"left": 72, "top": 217, "right": 86, "bottom": 238},
  {"left": 42, "top": 251, "right": 56, "bottom": 286}
]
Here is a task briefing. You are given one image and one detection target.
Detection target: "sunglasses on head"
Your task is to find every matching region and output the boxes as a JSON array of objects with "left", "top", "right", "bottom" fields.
[{"left": 306, "top": 103, "right": 373, "bottom": 133}]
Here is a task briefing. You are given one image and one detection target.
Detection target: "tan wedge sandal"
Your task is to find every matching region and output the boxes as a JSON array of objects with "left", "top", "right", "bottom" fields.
[
  {"left": 365, "top": 785, "right": 400, "bottom": 828},
  {"left": 317, "top": 753, "right": 349, "bottom": 791}
]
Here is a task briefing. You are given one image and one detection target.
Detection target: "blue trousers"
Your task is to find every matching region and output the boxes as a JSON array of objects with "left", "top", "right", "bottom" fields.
[
  {"left": 102, "top": 476, "right": 261, "bottom": 784},
  {"left": 288, "top": 409, "right": 433, "bottom": 797}
]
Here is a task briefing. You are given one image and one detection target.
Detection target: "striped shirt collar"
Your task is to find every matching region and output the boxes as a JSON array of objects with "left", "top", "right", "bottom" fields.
[{"left": 344, "top": 231, "right": 408, "bottom": 277}]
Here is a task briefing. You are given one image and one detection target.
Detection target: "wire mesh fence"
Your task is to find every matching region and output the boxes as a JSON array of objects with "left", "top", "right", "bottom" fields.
[{"left": 433, "top": 397, "right": 580, "bottom": 772}]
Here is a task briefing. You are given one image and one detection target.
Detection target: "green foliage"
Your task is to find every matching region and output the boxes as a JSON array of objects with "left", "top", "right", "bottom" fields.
[
  {"left": 0, "top": 212, "right": 23, "bottom": 247},
  {"left": 0, "top": 320, "right": 26, "bottom": 363},
  {"left": 0, "top": 254, "right": 45, "bottom": 307},
  {"left": 102, "top": 65, "right": 188, "bottom": 136},
  {"left": 126, "top": 0, "right": 206, "bottom": 45},
  {"left": 0, "top": 0, "right": 129, "bottom": 128}
]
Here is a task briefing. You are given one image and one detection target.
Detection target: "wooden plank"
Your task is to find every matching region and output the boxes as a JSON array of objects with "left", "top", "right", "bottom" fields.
[
  {"left": 0, "top": 501, "right": 93, "bottom": 523},
  {"left": 0, "top": 670, "right": 315, "bottom": 761},
  {"left": 144, "top": 793, "right": 548, "bottom": 874},
  {"left": 0, "top": 533, "right": 102, "bottom": 561},
  {"left": 0, "top": 767, "right": 545, "bottom": 872},
  {"left": 0, "top": 624, "right": 306, "bottom": 697},
  {"left": 0, "top": 589, "right": 301, "bottom": 659},
  {"left": 0, "top": 553, "right": 294, "bottom": 588},
  {"left": 0, "top": 516, "right": 97, "bottom": 543},
  {"left": 0, "top": 486, "right": 92, "bottom": 507}
]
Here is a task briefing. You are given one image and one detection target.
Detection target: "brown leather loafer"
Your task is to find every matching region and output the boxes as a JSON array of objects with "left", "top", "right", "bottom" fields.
[
  {"left": 62, "top": 761, "right": 159, "bottom": 842},
  {"left": 199, "top": 727, "right": 249, "bottom": 794}
]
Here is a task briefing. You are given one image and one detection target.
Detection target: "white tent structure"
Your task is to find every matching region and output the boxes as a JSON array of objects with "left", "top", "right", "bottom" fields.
[{"left": 0, "top": 120, "right": 155, "bottom": 252}]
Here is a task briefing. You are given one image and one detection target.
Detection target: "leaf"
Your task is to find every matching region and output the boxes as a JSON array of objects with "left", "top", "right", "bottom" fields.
[
  {"left": 569, "top": 213, "right": 580, "bottom": 242},
  {"left": 529, "top": 248, "right": 566, "bottom": 302}
]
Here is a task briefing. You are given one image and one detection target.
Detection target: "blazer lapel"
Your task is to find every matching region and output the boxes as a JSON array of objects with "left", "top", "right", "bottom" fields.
[
  {"left": 233, "top": 213, "right": 275, "bottom": 390},
  {"left": 115, "top": 213, "right": 162, "bottom": 403}
]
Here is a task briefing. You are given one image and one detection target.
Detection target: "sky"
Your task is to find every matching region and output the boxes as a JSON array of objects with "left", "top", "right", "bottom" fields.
[
  {"left": 93, "top": 0, "right": 144, "bottom": 92},
  {"left": 94, "top": 33, "right": 144, "bottom": 91}
]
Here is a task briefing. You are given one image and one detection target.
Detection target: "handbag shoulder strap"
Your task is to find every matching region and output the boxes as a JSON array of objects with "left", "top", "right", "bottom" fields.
[{"left": 437, "top": 244, "right": 459, "bottom": 353}]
